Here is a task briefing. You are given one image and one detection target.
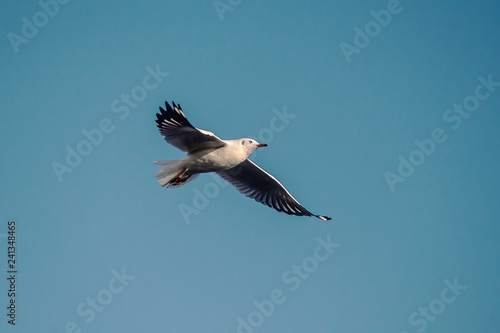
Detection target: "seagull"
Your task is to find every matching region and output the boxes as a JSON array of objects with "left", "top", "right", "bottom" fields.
[{"left": 154, "top": 101, "right": 331, "bottom": 221}]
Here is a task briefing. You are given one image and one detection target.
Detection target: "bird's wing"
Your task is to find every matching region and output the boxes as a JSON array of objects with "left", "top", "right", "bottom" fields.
[
  {"left": 156, "top": 101, "right": 226, "bottom": 153},
  {"left": 216, "top": 159, "right": 331, "bottom": 221}
]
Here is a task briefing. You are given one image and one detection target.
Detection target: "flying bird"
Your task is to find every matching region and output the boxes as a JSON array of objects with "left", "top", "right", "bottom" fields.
[{"left": 154, "top": 101, "right": 331, "bottom": 221}]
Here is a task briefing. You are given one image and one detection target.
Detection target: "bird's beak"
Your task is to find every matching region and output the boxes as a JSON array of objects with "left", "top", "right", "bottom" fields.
[{"left": 257, "top": 143, "right": 268, "bottom": 148}]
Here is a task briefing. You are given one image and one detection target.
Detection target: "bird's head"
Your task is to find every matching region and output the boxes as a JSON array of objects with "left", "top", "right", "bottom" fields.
[{"left": 239, "top": 138, "right": 267, "bottom": 155}]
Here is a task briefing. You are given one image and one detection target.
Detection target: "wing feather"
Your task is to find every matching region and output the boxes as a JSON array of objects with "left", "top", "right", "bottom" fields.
[
  {"left": 156, "top": 101, "right": 226, "bottom": 153},
  {"left": 216, "top": 159, "right": 331, "bottom": 220}
]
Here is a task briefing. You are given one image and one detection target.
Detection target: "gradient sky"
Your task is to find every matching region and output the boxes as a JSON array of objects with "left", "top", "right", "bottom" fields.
[{"left": 1, "top": 1, "right": 500, "bottom": 332}]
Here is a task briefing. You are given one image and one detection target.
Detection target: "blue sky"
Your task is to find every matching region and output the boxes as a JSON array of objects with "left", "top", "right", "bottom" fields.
[{"left": 1, "top": 0, "right": 500, "bottom": 332}]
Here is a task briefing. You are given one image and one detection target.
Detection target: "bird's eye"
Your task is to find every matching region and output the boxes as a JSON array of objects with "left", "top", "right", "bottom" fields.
[{"left": 249, "top": 140, "right": 253, "bottom": 144}]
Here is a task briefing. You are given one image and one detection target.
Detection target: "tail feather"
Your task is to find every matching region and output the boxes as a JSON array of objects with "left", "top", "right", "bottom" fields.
[
  {"left": 154, "top": 159, "right": 183, "bottom": 188},
  {"left": 154, "top": 159, "right": 198, "bottom": 188}
]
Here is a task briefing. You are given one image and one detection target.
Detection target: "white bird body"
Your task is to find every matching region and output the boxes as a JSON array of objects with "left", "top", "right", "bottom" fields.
[
  {"left": 154, "top": 101, "right": 331, "bottom": 221},
  {"left": 154, "top": 138, "right": 260, "bottom": 186},
  {"left": 187, "top": 140, "right": 252, "bottom": 173}
]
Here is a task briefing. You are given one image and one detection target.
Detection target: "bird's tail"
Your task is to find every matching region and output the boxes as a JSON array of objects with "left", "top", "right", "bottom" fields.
[{"left": 153, "top": 159, "right": 198, "bottom": 188}]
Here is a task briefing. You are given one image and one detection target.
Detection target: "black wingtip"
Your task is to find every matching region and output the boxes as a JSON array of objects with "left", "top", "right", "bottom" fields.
[
  {"left": 315, "top": 215, "right": 332, "bottom": 221},
  {"left": 155, "top": 99, "right": 196, "bottom": 132},
  {"left": 165, "top": 101, "right": 174, "bottom": 112}
]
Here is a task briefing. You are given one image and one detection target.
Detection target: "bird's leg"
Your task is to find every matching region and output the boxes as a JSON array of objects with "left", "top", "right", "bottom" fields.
[
  {"left": 172, "top": 175, "right": 190, "bottom": 186},
  {"left": 177, "top": 168, "right": 188, "bottom": 178},
  {"left": 169, "top": 168, "right": 189, "bottom": 186}
]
